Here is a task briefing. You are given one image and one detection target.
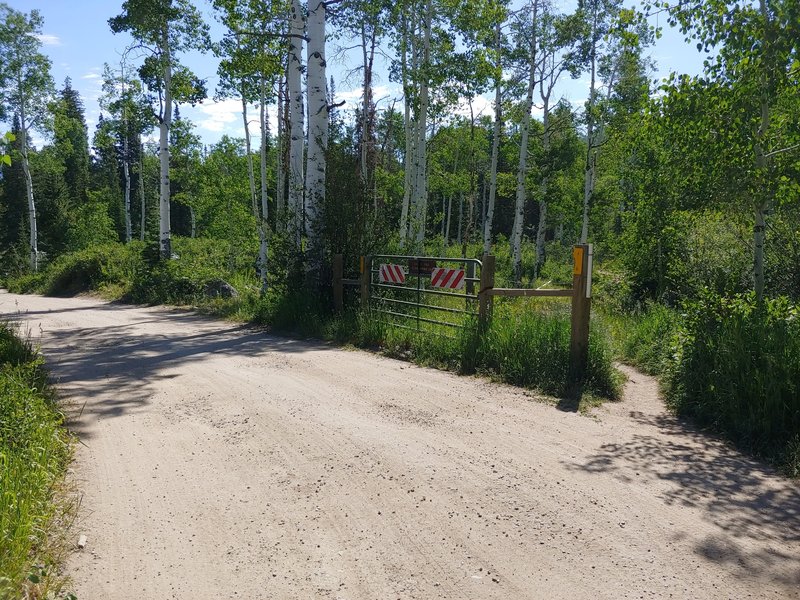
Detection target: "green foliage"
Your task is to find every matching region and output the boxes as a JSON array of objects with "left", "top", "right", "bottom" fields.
[
  {"left": 666, "top": 292, "right": 800, "bottom": 475},
  {"left": 66, "top": 193, "right": 119, "bottom": 252},
  {"left": 601, "top": 303, "right": 679, "bottom": 376},
  {"left": 0, "top": 322, "right": 72, "bottom": 598}
]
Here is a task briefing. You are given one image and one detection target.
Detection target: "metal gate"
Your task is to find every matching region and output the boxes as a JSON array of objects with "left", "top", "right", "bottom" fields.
[{"left": 365, "top": 255, "right": 483, "bottom": 334}]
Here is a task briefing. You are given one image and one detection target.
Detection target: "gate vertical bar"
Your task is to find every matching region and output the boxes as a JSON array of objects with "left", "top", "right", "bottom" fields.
[
  {"left": 569, "top": 244, "right": 591, "bottom": 382},
  {"left": 416, "top": 257, "right": 421, "bottom": 330}
]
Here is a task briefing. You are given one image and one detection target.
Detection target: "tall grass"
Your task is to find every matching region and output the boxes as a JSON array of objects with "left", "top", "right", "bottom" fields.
[
  {"left": 599, "top": 303, "right": 679, "bottom": 376},
  {"left": 0, "top": 323, "right": 72, "bottom": 599},
  {"left": 666, "top": 293, "right": 800, "bottom": 476}
]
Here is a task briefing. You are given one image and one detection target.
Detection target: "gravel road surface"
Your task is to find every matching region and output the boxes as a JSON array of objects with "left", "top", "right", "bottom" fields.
[{"left": 2, "top": 290, "right": 798, "bottom": 599}]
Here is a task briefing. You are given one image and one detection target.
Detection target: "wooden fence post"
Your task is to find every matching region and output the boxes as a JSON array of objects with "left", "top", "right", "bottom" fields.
[
  {"left": 569, "top": 244, "right": 592, "bottom": 382},
  {"left": 360, "top": 255, "right": 372, "bottom": 310},
  {"left": 478, "top": 254, "right": 496, "bottom": 326},
  {"left": 333, "top": 254, "right": 343, "bottom": 313}
]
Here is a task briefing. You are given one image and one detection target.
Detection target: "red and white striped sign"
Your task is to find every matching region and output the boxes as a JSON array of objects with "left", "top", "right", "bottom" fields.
[
  {"left": 379, "top": 264, "right": 406, "bottom": 284},
  {"left": 430, "top": 267, "right": 466, "bottom": 290}
]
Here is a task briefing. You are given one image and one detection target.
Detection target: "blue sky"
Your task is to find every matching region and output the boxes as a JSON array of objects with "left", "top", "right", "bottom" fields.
[{"left": 8, "top": 0, "right": 706, "bottom": 147}]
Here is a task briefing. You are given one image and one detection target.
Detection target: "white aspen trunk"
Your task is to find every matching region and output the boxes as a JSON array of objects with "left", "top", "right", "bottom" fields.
[
  {"left": 123, "top": 152, "right": 132, "bottom": 243},
  {"left": 258, "top": 80, "right": 269, "bottom": 293},
  {"left": 159, "top": 28, "right": 173, "bottom": 260},
  {"left": 19, "top": 126, "right": 37, "bottom": 271},
  {"left": 445, "top": 194, "right": 453, "bottom": 245},
  {"left": 456, "top": 193, "right": 463, "bottom": 246},
  {"left": 305, "top": 0, "right": 328, "bottom": 282},
  {"left": 534, "top": 96, "right": 551, "bottom": 278},
  {"left": 242, "top": 96, "right": 258, "bottom": 217},
  {"left": 121, "top": 64, "right": 132, "bottom": 244},
  {"left": 276, "top": 75, "right": 285, "bottom": 227},
  {"left": 752, "top": 0, "right": 774, "bottom": 303},
  {"left": 510, "top": 0, "right": 538, "bottom": 284},
  {"left": 412, "top": 0, "right": 432, "bottom": 247},
  {"left": 139, "top": 140, "right": 146, "bottom": 241},
  {"left": 288, "top": 0, "right": 305, "bottom": 248},
  {"left": 483, "top": 20, "right": 502, "bottom": 256},
  {"left": 580, "top": 9, "right": 598, "bottom": 245},
  {"left": 259, "top": 79, "right": 269, "bottom": 221},
  {"left": 190, "top": 206, "right": 196, "bottom": 238},
  {"left": 398, "top": 10, "right": 413, "bottom": 248}
]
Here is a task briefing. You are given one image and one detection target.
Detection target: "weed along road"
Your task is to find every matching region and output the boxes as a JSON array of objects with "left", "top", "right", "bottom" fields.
[{"left": 2, "top": 290, "right": 799, "bottom": 600}]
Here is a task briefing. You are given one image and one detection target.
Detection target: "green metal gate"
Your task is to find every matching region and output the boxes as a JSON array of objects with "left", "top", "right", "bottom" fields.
[{"left": 365, "top": 255, "right": 484, "bottom": 334}]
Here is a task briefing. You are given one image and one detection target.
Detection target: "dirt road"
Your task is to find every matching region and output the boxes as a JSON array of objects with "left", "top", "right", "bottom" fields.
[{"left": 2, "top": 290, "right": 798, "bottom": 599}]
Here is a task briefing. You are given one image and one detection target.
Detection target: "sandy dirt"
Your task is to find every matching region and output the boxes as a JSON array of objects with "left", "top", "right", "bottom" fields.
[{"left": 1, "top": 290, "right": 798, "bottom": 599}]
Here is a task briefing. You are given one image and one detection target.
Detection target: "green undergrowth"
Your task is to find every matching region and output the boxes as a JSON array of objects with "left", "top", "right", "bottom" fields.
[
  {"left": 667, "top": 293, "right": 800, "bottom": 477},
  {"left": 0, "top": 323, "right": 74, "bottom": 599},
  {"left": 602, "top": 294, "right": 800, "bottom": 476}
]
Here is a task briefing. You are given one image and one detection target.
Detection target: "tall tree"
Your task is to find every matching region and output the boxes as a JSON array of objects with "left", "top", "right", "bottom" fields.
[
  {"left": 648, "top": 0, "right": 800, "bottom": 302},
  {"left": 573, "top": 0, "right": 620, "bottom": 243},
  {"left": 53, "top": 78, "right": 90, "bottom": 206},
  {"left": 110, "top": 0, "right": 210, "bottom": 259},
  {"left": 100, "top": 58, "right": 154, "bottom": 243},
  {"left": 510, "top": 0, "right": 540, "bottom": 284},
  {"left": 0, "top": 4, "right": 55, "bottom": 271},
  {"left": 287, "top": 0, "right": 305, "bottom": 249}
]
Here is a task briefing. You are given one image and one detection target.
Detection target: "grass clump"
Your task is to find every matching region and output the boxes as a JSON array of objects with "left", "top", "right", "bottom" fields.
[
  {"left": 600, "top": 303, "right": 680, "bottom": 376},
  {"left": 665, "top": 292, "right": 800, "bottom": 476},
  {"left": 0, "top": 323, "right": 73, "bottom": 599}
]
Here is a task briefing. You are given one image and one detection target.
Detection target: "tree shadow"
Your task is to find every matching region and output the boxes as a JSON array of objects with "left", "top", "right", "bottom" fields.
[
  {"left": 3, "top": 302, "right": 330, "bottom": 439},
  {"left": 565, "top": 409, "right": 800, "bottom": 587}
]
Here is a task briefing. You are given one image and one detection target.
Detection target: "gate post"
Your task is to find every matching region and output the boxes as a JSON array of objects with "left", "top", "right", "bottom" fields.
[
  {"left": 478, "top": 254, "right": 496, "bottom": 326},
  {"left": 333, "top": 254, "right": 344, "bottom": 313},
  {"left": 360, "top": 255, "right": 372, "bottom": 310},
  {"left": 569, "top": 244, "right": 592, "bottom": 381}
]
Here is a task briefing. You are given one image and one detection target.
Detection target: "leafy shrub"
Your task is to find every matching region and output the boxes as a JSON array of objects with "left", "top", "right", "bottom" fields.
[{"left": 666, "top": 292, "right": 800, "bottom": 475}]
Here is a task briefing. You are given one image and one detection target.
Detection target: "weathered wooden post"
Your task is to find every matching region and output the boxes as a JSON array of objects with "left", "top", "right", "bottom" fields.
[
  {"left": 333, "top": 253, "right": 344, "bottom": 313},
  {"left": 478, "top": 254, "right": 496, "bottom": 326},
  {"left": 360, "top": 255, "right": 372, "bottom": 311},
  {"left": 569, "top": 244, "right": 592, "bottom": 382}
]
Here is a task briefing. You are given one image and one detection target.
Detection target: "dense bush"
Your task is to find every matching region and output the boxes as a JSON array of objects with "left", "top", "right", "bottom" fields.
[
  {"left": 666, "top": 293, "right": 800, "bottom": 475},
  {"left": 0, "top": 323, "right": 72, "bottom": 598}
]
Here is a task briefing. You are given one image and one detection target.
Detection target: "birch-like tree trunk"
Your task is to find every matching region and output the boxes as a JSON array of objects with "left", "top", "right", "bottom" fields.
[
  {"left": 242, "top": 96, "right": 258, "bottom": 217},
  {"left": 580, "top": 7, "right": 598, "bottom": 244},
  {"left": 276, "top": 73, "right": 285, "bottom": 227},
  {"left": 121, "top": 63, "right": 132, "bottom": 243},
  {"left": 139, "top": 140, "right": 146, "bottom": 241},
  {"left": 158, "top": 27, "right": 173, "bottom": 260},
  {"left": 18, "top": 123, "right": 37, "bottom": 271},
  {"left": 398, "top": 9, "right": 413, "bottom": 247},
  {"left": 258, "top": 78, "right": 269, "bottom": 293},
  {"left": 510, "top": 0, "right": 538, "bottom": 284},
  {"left": 288, "top": 0, "right": 305, "bottom": 248},
  {"left": 305, "top": 0, "right": 328, "bottom": 282},
  {"left": 412, "top": 0, "right": 432, "bottom": 247},
  {"left": 534, "top": 95, "right": 551, "bottom": 278},
  {"left": 445, "top": 194, "right": 453, "bottom": 245},
  {"left": 483, "top": 20, "right": 502, "bottom": 256}
]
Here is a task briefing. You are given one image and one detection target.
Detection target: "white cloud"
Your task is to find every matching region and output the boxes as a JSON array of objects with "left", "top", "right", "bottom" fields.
[
  {"left": 195, "top": 98, "right": 248, "bottom": 134},
  {"left": 82, "top": 72, "right": 101, "bottom": 80},
  {"left": 453, "top": 94, "right": 494, "bottom": 120},
  {"left": 35, "top": 34, "right": 61, "bottom": 46}
]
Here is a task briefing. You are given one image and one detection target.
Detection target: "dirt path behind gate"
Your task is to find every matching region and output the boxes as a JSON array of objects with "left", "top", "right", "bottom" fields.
[{"left": 1, "top": 290, "right": 798, "bottom": 599}]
